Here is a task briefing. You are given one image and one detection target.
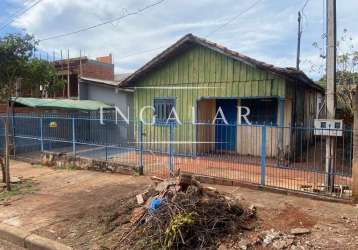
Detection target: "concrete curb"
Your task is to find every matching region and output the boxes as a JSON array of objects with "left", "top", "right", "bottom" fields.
[{"left": 0, "top": 223, "right": 72, "bottom": 250}]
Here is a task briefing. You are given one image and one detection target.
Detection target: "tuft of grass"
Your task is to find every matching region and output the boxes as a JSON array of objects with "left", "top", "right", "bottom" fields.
[
  {"left": 54, "top": 163, "right": 77, "bottom": 171},
  {"left": 0, "top": 180, "right": 39, "bottom": 201},
  {"left": 31, "top": 164, "right": 44, "bottom": 168}
]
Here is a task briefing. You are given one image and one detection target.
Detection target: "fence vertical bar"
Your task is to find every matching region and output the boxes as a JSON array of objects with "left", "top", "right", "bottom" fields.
[
  {"left": 139, "top": 121, "right": 144, "bottom": 175},
  {"left": 40, "top": 117, "right": 44, "bottom": 152},
  {"left": 261, "top": 125, "right": 267, "bottom": 186},
  {"left": 11, "top": 111, "right": 16, "bottom": 158},
  {"left": 169, "top": 122, "right": 174, "bottom": 176},
  {"left": 105, "top": 121, "right": 108, "bottom": 161},
  {"left": 353, "top": 86, "right": 358, "bottom": 202},
  {"left": 72, "top": 115, "right": 76, "bottom": 156}
]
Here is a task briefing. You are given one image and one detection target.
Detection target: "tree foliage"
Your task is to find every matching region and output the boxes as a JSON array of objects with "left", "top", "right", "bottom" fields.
[
  {"left": 24, "top": 59, "right": 65, "bottom": 97},
  {"left": 0, "top": 33, "right": 64, "bottom": 100},
  {"left": 312, "top": 29, "right": 358, "bottom": 122},
  {"left": 0, "top": 33, "right": 36, "bottom": 100}
]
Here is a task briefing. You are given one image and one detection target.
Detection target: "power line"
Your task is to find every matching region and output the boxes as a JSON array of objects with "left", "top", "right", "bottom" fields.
[
  {"left": 301, "top": 0, "right": 310, "bottom": 12},
  {"left": 117, "top": 0, "right": 265, "bottom": 62},
  {"left": 299, "top": 0, "right": 310, "bottom": 33},
  {"left": 39, "top": 0, "right": 166, "bottom": 42},
  {"left": 0, "top": 0, "right": 32, "bottom": 23},
  {"left": 119, "top": 45, "right": 168, "bottom": 60},
  {"left": 0, "top": 0, "right": 44, "bottom": 31},
  {"left": 205, "top": 0, "right": 264, "bottom": 38}
]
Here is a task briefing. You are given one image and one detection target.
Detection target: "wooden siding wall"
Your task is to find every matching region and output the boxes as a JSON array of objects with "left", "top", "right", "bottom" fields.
[
  {"left": 134, "top": 45, "right": 286, "bottom": 155},
  {"left": 196, "top": 99, "right": 216, "bottom": 153},
  {"left": 285, "top": 82, "right": 319, "bottom": 157},
  {"left": 236, "top": 99, "right": 292, "bottom": 157},
  {"left": 134, "top": 45, "right": 286, "bottom": 118}
]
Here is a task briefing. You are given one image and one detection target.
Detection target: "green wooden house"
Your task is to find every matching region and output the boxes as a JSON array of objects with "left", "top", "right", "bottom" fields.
[{"left": 121, "top": 34, "right": 324, "bottom": 157}]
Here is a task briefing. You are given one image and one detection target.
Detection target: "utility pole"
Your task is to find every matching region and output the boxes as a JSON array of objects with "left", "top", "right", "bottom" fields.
[
  {"left": 296, "top": 11, "right": 302, "bottom": 70},
  {"left": 325, "top": 0, "right": 336, "bottom": 191}
]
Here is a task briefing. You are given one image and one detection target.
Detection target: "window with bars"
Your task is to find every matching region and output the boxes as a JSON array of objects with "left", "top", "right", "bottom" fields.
[{"left": 153, "top": 98, "right": 176, "bottom": 124}]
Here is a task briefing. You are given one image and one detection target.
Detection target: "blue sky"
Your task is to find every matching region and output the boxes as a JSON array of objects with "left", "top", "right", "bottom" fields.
[{"left": 1, "top": 0, "right": 357, "bottom": 80}]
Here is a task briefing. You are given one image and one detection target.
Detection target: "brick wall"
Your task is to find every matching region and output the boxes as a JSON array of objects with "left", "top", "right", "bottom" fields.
[
  {"left": 82, "top": 61, "right": 114, "bottom": 81},
  {"left": 96, "top": 54, "right": 112, "bottom": 64}
]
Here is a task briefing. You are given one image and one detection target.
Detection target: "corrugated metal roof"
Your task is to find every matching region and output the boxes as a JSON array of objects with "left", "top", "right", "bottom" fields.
[
  {"left": 80, "top": 76, "right": 120, "bottom": 86},
  {"left": 11, "top": 97, "right": 112, "bottom": 111},
  {"left": 79, "top": 76, "right": 134, "bottom": 92},
  {"left": 114, "top": 73, "right": 132, "bottom": 82}
]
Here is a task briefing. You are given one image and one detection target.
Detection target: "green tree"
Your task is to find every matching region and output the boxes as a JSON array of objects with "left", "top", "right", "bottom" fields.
[
  {"left": 0, "top": 33, "right": 36, "bottom": 190},
  {"left": 25, "top": 59, "right": 64, "bottom": 98},
  {"left": 0, "top": 33, "right": 63, "bottom": 190},
  {"left": 311, "top": 29, "right": 358, "bottom": 122}
]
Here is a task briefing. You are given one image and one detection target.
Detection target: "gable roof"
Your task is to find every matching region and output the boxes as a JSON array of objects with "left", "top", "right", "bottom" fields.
[{"left": 121, "top": 33, "right": 323, "bottom": 92}]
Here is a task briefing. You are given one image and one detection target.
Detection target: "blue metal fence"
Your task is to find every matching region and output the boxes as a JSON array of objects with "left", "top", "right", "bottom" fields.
[{"left": 0, "top": 113, "right": 353, "bottom": 199}]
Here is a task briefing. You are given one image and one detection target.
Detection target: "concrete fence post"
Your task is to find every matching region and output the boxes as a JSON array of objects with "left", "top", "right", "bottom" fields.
[{"left": 352, "top": 87, "right": 358, "bottom": 202}]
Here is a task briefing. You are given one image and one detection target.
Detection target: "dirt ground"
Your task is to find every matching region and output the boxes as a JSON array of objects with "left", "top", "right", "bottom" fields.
[
  {"left": 0, "top": 160, "right": 357, "bottom": 249},
  {"left": 0, "top": 160, "right": 151, "bottom": 232}
]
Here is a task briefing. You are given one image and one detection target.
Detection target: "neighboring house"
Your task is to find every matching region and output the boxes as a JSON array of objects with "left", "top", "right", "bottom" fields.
[
  {"left": 53, "top": 54, "right": 114, "bottom": 98},
  {"left": 79, "top": 75, "right": 133, "bottom": 113},
  {"left": 4, "top": 97, "right": 113, "bottom": 154},
  {"left": 120, "top": 34, "right": 324, "bottom": 158},
  {"left": 78, "top": 76, "right": 134, "bottom": 145}
]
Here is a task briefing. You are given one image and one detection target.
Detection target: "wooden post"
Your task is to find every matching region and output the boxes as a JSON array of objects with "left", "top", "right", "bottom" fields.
[
  {"left": 296, "top": 11, "right": 302, "bottom": 70},
  {"left": 67, "top": 49, "right": 70, "bottom": 98},
  {"left": 352, "top": 87, "right": 358, "bottom": 202},
  {"left": 78, "top": 50, "right": 82, "bottom": 100},
  {"left": 4, "top": 101, "right": 11, "bottom": 191}
]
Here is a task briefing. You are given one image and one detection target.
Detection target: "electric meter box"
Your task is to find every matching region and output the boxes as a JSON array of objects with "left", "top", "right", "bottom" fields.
[{"left": 314, "top": 119, "right": 343, "bottom": 136}]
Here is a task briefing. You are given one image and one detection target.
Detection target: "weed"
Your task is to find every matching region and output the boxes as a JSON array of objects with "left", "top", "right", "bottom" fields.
[{"left": 0, "top": 180, "right": 39, "bottom": 201}]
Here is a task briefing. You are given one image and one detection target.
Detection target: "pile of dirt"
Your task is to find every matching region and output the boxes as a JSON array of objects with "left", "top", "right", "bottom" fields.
[{"left": 113, "top": 174, "right": 256, "bottom": 250}]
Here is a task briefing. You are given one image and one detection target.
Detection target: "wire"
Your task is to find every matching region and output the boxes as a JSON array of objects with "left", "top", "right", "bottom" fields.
[
  {"left": 117, "top": 0, "right": 265, "bottom": 62},
  {"left": 119, "top": 45, "right": 168, "bottom": 60},
  {"left": 205, "top": 0, "right": 264, "bottom": 38},
  {"left": 0, "top": 0, "right": 44, "bottom": 31},
  {"left": 301, "top": 0, "right": 310, "bottom": 12},
  {"left": 299, "top": 0, "right": 310, "bottom": 33},
  {"left": 39, "top": 0, "right": 166, "bottom": 42},
  {"left": 40, "top": 0, "right": 263, "bottom": 63},
  {"left": 0, "top": 0, "right": 32, "bottom": 23}
]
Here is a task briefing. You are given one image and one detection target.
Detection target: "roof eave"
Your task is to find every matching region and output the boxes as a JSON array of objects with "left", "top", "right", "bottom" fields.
[{"left": 121, "top": 33, "right": 322, "bottom": 92}]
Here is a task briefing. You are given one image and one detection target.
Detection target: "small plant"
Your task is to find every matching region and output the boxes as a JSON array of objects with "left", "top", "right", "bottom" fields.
[
  {"left": 0, "top": 179, "right": 39, "bottom": 201},
  {"left": 53, "top": 163, "right": 77, "bottom": 171},
  {"left": 31, "top": 164, "right": 44, "bottom": 168},
  {"left": 164, "top": 212, "right": 196, "bottom": 249}
]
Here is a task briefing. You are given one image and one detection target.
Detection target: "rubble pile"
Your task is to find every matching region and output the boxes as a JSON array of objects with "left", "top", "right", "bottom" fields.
[{"left": 120, "top": 174, "right": 255, "bottom": 250}]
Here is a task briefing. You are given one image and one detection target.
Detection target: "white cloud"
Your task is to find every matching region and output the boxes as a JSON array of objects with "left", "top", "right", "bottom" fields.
[{"left": 5, "top": 0, "right": 358, "bottom": 79}]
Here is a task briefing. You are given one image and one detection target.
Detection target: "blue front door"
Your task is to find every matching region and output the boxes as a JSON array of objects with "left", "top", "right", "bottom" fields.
[{"left": 215, "top": 99, "right": 237, "bottom": 151}]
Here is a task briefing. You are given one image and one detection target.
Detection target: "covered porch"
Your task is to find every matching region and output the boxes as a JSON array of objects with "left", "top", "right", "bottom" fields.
[{"left": 195, "top": 97, "right": 292, "bottom": 158}]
